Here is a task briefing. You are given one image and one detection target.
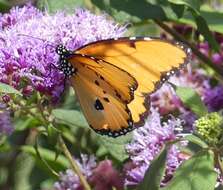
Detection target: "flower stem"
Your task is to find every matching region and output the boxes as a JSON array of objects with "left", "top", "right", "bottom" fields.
[
  {"left": 154, "top": 19, "right": 223, "bottom": 77},
  {"left": 214, "top": 149, "right": 223, "bottom": 179},
  {"left": 58, "top": 135, "right": 91, "bottom": 190}
]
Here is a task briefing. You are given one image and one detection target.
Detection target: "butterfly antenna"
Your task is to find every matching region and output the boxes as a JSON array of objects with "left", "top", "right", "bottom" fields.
[{"left": 18, "top": 34, "right": 57, "bottom": 48}]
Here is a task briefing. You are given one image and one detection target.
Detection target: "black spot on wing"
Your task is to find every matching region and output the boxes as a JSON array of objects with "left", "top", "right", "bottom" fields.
[
  {"left": 94, "top": 98, "right": 104, "bottom": 110},
  {"left": 129, "top": 41, "right": 136, "bottom": 49},
  {"left": 95, "top": 80, "right": 100, "bottom": 86},
  {"left": 103, "top": 97, "right": 110, "bottom": 102},
  {"left": 88, "top": 104, "right": 135, "bottom": 137}
]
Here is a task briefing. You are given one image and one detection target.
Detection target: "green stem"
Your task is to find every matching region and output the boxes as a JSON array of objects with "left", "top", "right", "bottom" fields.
[
  {"left": 154, "top": 19, "right": 223, "bottom": 77},
  {"left": 11, "top": 96, "right": 91, "bottom": 189},
  {"left": 58, "top": 135, "right": 91, "bottom": 190},
  {"left": 214, "top": 149, "right": 223, "bottom": 178}
]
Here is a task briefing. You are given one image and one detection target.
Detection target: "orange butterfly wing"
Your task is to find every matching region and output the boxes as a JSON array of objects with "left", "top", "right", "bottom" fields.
[
  {"left": 75, "top": 37, "right": 191, "bottom": 126},
  {"left": 67, "top": 55, "right": 137, "bottom": 136}
]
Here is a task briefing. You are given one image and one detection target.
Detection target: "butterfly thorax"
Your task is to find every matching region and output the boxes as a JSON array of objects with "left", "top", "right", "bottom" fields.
[{"left": 56, "top": 44, "right": 77, "bottom": 77}]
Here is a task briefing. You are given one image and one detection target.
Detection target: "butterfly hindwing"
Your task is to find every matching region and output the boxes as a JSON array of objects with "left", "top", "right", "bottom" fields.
[
  {"left": 68, "top": 55, "right": 136, "bottom": 136},
  {"left": 68, "top": 55, "right": 138, "bottom": 103}
]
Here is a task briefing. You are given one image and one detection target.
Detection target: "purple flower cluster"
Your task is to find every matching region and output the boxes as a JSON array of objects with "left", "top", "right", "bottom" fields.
[
  {"left": 173, "top": 24, "right": 223, "bottom": 113},
  {"left": 125, "top": 108, "right": 186, "bottom": 186},
  {"left": 54, "top": 155, "right": 123, "bottom": 190},
  {"left": 89, "top": 160, "right": 124, "bottom": 190},
  {"left": 54, "top": 154, "right": 96, "bottom": 190},
  {"left": 151, "top": 66, "right": 210, "bottom": 126},
  {"left": 198, "top": 33, "right": 223, "bottom": 65},
  {"left": 0, "top": 4, "right": 43, "bottom": 29},
  {"left": 0, "top": 4, "right": 126, "bottom": 101},
  {"left": 204, "top": 85, "right": 223, "bottom": 112},
  {"left": 0, "top": 103, "right": 13, "bottom": 135}
]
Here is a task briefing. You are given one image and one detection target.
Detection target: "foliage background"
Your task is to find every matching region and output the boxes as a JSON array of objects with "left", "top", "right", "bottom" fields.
[{"left": 0, "top": 0, "right": 223, "bottom": 190}]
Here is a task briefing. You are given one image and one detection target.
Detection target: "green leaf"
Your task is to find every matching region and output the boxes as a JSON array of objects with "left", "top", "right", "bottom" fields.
[
  {"left": 93, "top": 0, "right": 219, "bottom": 51},
  {"left": 21, "top": 145, "right": 69, "bottom": 171},
  {"left": 14, "top": 118, "right": 41, "bottom": 131},
  {"left": 174, "top": 85, "right": 208, "bottom": 117},
  {"left": 37, "top": 0, "right": 85, "bottom": 13},
  {"left": 14, "top": 153, "right": 51, "bottom": 190},
  {"left": 200, "top": 9, "right": 223, "bottom": 35},
  {"left": 179, "top": 8, "right": 223, "bottom": 35},
  {"left": 52, "top": 109, "right": 88, "bottom": 128},
  {"left": 98, "top": 133, "right": 132, "bottom": 162},
  {"left": 92, "top": 0, "right": 167, "bottom": 20},
  {"left": 162, "top": 150, "right": 217, "bottom": 190},
  {"left": 14, "top": 153, "right": 35, "bottom": 190},
  {"left": 138, "top": 146, "right": 168, "bottom": 190},
  {"left": 168, "top": 0, "right": 219, "bottom": 51},
  {"left": 168, "top": 0, "right": 201, "bottom": 12},
  {"left": 193, "top": 13, "right": 220, "bottom": 52},
  {"left": 184, "top": 134, "right": 208, "bottom": 148},
  {"left": 0, "top": 0, "right": 11, "bottom": 12},
  {"left": 170, "top": 3, "right": 185, "bottom": 18},
  {"left": 0, "top": 82, "right": 22, "bottom": 96}
]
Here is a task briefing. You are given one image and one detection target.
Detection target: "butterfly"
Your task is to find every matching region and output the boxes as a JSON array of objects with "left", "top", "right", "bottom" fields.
[{"left": 56, "top": 37, "right": 191, "bottom": 137}]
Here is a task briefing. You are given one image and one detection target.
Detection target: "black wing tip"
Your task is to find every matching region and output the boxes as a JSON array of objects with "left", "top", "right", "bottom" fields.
[{"left": 93, "top": 125, "right": 135, "bottom": 138}]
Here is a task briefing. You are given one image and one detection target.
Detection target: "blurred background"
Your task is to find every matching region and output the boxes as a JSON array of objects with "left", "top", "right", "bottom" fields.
[{"left": 1, "top": 0, "right": 223, "bottom": 190}]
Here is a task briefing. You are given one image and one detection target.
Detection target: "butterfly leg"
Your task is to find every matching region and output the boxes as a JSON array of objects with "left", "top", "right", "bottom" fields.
[{"left": 46, "top": 62, "right": 60, "bottom": 77}]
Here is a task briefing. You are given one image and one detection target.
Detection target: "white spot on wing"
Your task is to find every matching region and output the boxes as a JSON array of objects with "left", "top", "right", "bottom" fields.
[
  {"left": 143, "top": 37, "right": 151, "bottom": 40},
  {"left": 129, "top": 37, "right": 136, "bottom": 40}
]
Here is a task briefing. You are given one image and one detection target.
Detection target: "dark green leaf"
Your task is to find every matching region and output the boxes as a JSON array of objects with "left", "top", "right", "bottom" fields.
[
  {"left": 176, "top": 8, "right": 223, "bottom": 35},
  {"left": 168, "top": 0, "right": 219, "bottom": 51},
  {"left": 0, "top": 82, "right": 22, "bottom": 96},
  {"left": 14, "top": 153, "right": 35, "bottom": 190},
  {"left": 21, "top": 145, "right": 69, "bottom": 170},
  {"left": 52, "top": 109, "right": 88, "bottom": 128},
  {"left": 162, "top": 150, "right": 217, "bottom": 190},
  {"left": 0, "top": 167, "right": 7, "bottom": 186},
  {"left": 98, "top": 133, "right": 132, "bottom": 162},
  {"left": 0, "top": 0, "right": 11, "bottom": 12},
  {"left": 193, "top": 14, "right": 220, "bottom": 52},
  {"left": 0, "top": 136, "right": 11, "bottom": 152},
  {"left": 170, "top": 3, "right": 185, "bottom": 18},
  {"left": 184, "top": 134, "right": 208, "bottom": 148},
  {"left": 14, "top": 118, "right": 41, "bottom": 131},
  {"left": 92, "top": 0, "right": 167, "bottom": 20},
  {"left": 47, "top": 124, "right": 60, "bottom": 146},
  {"left": 138, "top": 146, "right": 168, "bottom": 190},
  {"left": 200, "top": 10, "right": 223, "bottom": 34},
  {"left": 168, "top": 0, "right": 201, "bottom": 12},
  {"left": 174, "top": 85, "right": 208, "bottom": 117}
]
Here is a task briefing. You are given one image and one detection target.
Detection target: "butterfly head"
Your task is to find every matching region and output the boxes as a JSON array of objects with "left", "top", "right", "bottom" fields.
[{"left": 56, "top": 44, "right": 68, "bottom": 55}]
